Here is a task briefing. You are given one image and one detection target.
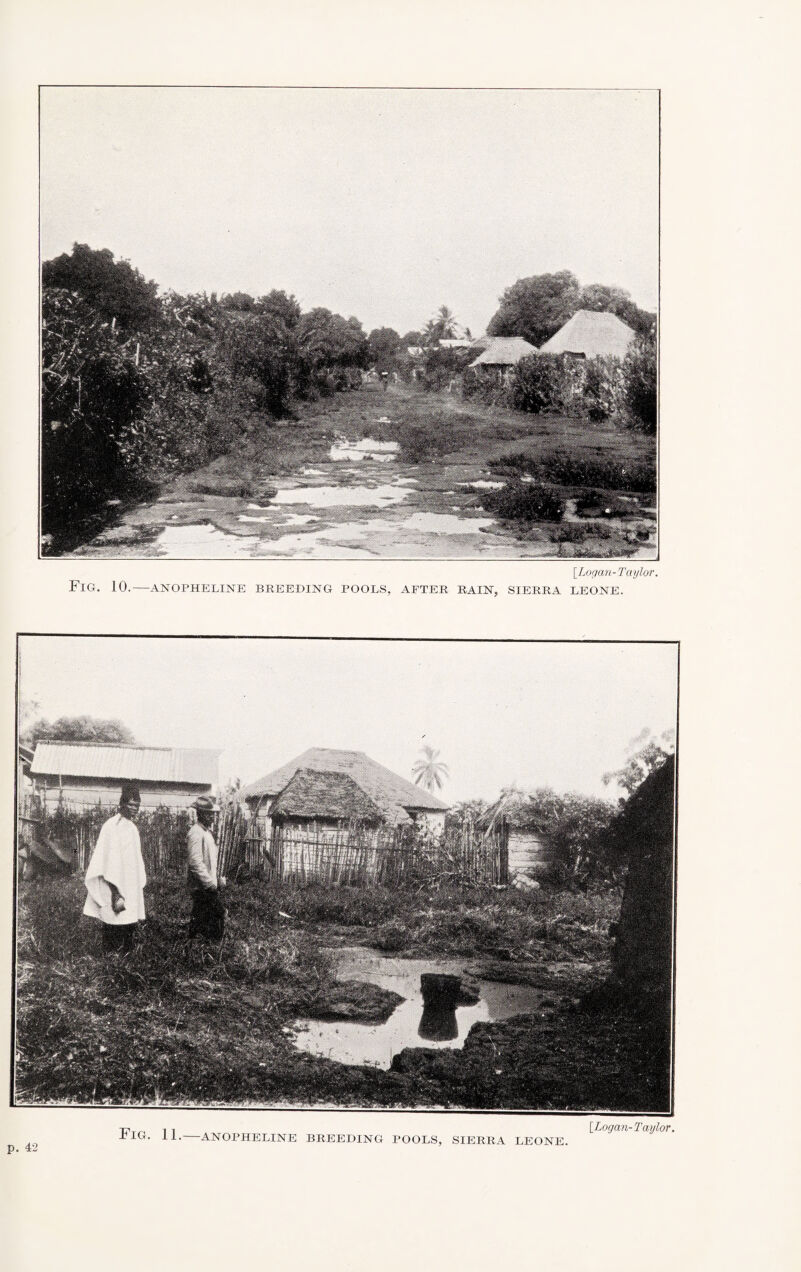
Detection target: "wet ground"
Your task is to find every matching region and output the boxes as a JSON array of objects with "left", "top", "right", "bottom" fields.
[
  {"left": 64, "top": 387, "right": 657, "bottom": 560},
  {"left": 291, "top": 949, "right": 543, "bottom": 1069}
]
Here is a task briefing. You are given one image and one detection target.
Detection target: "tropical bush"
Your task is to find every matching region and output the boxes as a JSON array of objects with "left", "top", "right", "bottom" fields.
[
  {"left": 621, "top": 336, "right": 657, "bottom": 432},
  {"left": 482, "top": 480, "right": 565, "bottom": 522}
]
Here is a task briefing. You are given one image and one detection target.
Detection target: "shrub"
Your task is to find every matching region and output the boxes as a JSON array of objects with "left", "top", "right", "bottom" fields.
[
  {"left": 488, "top": 449, "right": 656, "bottom": 493},
  {"left": 621, "top": 337, "right": 657, "bottom": 432},
  {"left": 483, "top": 480, "right": 565, "bottom": 522},
  {"left": 511, "top": 354, "right": 568, "bottom": 414},
  {"left": 581, "top": 356, "right": 624, "bottom": 421}
]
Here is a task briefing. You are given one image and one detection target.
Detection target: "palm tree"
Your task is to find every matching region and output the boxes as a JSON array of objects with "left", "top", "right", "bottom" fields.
[
  {"left": 436, "top": 305, "right": 458, "bottom": 339},
  {"left": 412, "top": 745, "right": 450, "bottom": 793}
]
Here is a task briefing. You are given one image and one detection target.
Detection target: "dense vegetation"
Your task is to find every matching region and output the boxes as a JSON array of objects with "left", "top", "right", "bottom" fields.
[
  {"left": 41, "top": 245, "right": 370, "bottom": 547},
  {"left": 41, "top": 249, "right": 656, "bottom": 549}
]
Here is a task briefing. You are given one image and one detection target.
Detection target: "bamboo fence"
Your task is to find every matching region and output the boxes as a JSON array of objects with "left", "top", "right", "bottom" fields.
[{"left": 23, "top": 798, "right": 510, "bottom": 889}]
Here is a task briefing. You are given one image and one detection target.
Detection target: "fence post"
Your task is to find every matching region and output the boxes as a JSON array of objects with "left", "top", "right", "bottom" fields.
[{"left": 499, "top": 817, "right": 510, "bottom": 884}]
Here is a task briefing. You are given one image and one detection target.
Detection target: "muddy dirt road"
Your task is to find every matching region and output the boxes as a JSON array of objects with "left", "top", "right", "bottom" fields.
[{"left": 65, "top": 384, "right": 657, "bottom": 559}]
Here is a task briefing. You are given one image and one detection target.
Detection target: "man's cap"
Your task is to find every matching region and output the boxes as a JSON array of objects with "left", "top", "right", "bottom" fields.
[
  {"left": 120, "top": 781, "right": 141, "bottom": 805},
  {"left": 192, "top": 795, "right": 218, "bottom": 813}
]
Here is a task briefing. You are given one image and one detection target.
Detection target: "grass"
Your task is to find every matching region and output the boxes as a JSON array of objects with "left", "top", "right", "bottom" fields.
[
  {"left": 482, "top": 480, "right": 565, "bottom": 523},
  {"left": 488, "top": 447, "right": 656, "bottom": 494},
  {"left": 14, "top": 873, "right": 670, "bottom": 1111}
]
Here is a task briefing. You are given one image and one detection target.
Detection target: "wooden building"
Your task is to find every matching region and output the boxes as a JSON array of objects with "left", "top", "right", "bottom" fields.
[{"left": 29, "top": 741, "right": 220, "bottom": 811}]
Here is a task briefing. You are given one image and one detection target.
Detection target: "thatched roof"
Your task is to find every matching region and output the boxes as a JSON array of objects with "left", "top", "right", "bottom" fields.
[
  {"left": 240, "top": 747, "right": 449, "bottom": 824},
  {"left": 477, "top": 787, "right": 537, "bottom": 833},
  {"left": 270, "top": 768, "right": 385, "bottom": 824},
  {"left": 538, "top": 310, "right": 635, "bottom": 358},
  {"left": 469, "top": 336, "right": 538, "bottom": 367}
]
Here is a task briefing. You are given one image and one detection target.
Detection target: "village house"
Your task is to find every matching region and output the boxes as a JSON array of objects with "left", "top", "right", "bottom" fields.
[
  {"left": 467, "top": 335, "right": 539, "bottom": 384},
  {"left": 240, "top": 747, "right": 449, "bottom": 838},
  {"left": 538, "top": 309, "right": 636, "bottom": 358},
  {"left": 478, "top": 790, "right": 547, "bottom": 880},
  {"left": 29, "top": 740, "right": 220, "bottom": 811}
]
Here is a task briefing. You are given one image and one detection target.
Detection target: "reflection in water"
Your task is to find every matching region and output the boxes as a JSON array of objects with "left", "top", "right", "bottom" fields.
[
  {"left": 418, "top": 1002, "right": 459, "bottom": 1041},
  {"left": 290, "top": 952, "right": 542, "bottom": 1070}
]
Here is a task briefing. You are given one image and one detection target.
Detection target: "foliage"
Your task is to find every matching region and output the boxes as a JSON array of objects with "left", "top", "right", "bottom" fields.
[
  {"left": 24, "top": 715, "right": 136, "bottom": 745},
  {"left": 520, "top": 788, "right": 618, "bottom": 885},
  {"left": 411, "top": 745, "right": 450, "bottom": 793},
  {"left": 488, "top": 271, "right": 582, "bottom": 346},
  {"left": 488, "top": 448, "right": 656, "bottom": 494},
  {"left": 581, "top": 356, "right": 625, "bottom": 421},
  {"left": 418, "top": 344, "right": 476, "bottom": 391},
  {"left": 579, "top": 284, "right": 655, "bottom": 338},
  {"left": 621, "top": 335, "right": 657, "bottom": 433},
  {"left": 488, "top": 270, "right": 654, "bottom": 347},
  {"left": 422, "top": 304, "right": 460, "bottom": 345},
  {"left": 40, "top": 244, "right": 377, "bottom": 545},
  {"left": 296, "top": 308, "right": 369, "bottom": 391},
  {"left": 482, "top": 480, "right": 565, "bottom": 523},
  {"left": 42, "top": 243, "right": 162, "bottom": 331},
  {"left": 604, "top": 729, "right": 675, "bottom": 798},
  {"left": 510, "top": 353, "right": 571, "bottom": 414},
  {"left": 367, "top": 326, "right": 402, "bottom": 370}
]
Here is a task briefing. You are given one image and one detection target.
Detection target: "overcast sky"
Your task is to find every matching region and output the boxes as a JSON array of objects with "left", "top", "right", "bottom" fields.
[
  {"left": 19, "top": 638, "right": 676, "bottom": 803},
  {"left": 40, "top": 87, "right": 658, "bottom": 336}
]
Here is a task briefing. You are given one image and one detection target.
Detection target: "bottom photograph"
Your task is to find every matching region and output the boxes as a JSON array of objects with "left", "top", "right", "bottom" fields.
[{"left": 14, "top": 635, "right": 677, "bottom": 1113}]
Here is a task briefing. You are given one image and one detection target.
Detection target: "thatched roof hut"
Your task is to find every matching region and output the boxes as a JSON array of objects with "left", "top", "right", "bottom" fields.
[
  {"left": 240, "top": 747, "right": 449, "bottom": 827},
  {"left": 468, "top": 336, "right": 538, "bottom": 368},
  {"left": 477, "top": 788, "right": 546, "bottom": 879},
  {"left": 538, "top": 309, "right": 635, "bottom": 358},
  {"left": 270, "top": 768, "right": 385, "bottom": 826}
]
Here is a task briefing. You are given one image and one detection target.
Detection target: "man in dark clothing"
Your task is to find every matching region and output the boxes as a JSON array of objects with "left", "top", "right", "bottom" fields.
[{"left": 186, "top": 795, "right": 225, "bottom": 939}]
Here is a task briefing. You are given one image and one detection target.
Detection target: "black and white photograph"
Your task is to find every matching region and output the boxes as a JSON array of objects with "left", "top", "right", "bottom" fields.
[
  {"left": 15, "top": 636, "right": 677, "bottom": 1111},
  {"left": 40, "top": 88, "right": 658, "bottom": 560}
]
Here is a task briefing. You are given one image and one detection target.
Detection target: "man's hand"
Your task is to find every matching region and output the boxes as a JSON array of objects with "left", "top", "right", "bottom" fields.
[{"left": 111, "top": 895, "right": 126, "bottom": 915}]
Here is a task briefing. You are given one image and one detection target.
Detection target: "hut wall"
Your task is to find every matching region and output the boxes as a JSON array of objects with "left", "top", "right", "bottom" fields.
[
  {"left": 509, "top": 830, "right": 546, "bottom": 877},
  {"left": 34, "top": 776, "right": 211, "bottom": 810}
]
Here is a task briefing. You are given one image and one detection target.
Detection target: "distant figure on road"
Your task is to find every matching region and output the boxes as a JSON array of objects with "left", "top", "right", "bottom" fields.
[
  {"left": 83, "top": 782, "right": 146, "bottom": 954},
  {"left": 380, "top": 369, "right": 389, "bottom": 391},
  {"left": 186, "top": 796, "right": 225, "bottom": 940}
]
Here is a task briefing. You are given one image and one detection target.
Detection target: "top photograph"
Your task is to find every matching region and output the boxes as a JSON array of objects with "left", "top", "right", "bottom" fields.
[{"left": 39, "top": 87, "right": 658, "bottom": 561}]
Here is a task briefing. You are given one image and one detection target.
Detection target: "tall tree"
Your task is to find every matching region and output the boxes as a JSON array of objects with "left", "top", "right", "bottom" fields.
[
  {"left": 487, "top": 271, "right": 582, "bottom": 346},
  {"left": 411, "top": 745, "right": 450, "bottom": 793},
  {"left": 42, "top": 243, "right": 161, "bottom": 332},
  {"left": 24, "top": 715, "right": 137, "bottom": 745}
]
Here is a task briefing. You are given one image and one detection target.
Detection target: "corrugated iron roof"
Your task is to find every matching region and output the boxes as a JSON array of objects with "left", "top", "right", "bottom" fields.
[
  {"left": 240, "top": 748, "right": 448, "bottom": 820},
  {"left": 31, "top": 741, "right": 219, "bottom": 787}
]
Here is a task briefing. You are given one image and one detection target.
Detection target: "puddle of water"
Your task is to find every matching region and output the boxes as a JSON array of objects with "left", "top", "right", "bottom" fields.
[
  {"left": 330, "top": 437, "right": 399, "bottom": 462},
  {"left": 302, "top": 468, "right": 325, "bottom": 476},
  {"left": 272, "top": 485, "right": 409, "bottom": 509},
  {"left": 461, "top": 480, "right": 505, "bottom": 491},
  {"left": 155, "top": 523, "right": 260, "bottom": 558},
  {"left": 239, "top": 512, "right": 317, "bottom": 526},
  {"left": 395, "top": 477, "right": 419, "bottom": 486},
  {"left": 290, "top": 953, "right": 542, "bottom": 1070}
]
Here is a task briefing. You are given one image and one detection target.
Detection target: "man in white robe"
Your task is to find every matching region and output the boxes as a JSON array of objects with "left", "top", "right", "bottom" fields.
[{"left": 83, "top": 782, "right": 147, "bottom": 953}]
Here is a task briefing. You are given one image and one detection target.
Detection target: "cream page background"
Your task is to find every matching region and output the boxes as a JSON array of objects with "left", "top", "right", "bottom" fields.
[{"left": 1, "top": 3, "right": 798, "bottom": 1270}]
